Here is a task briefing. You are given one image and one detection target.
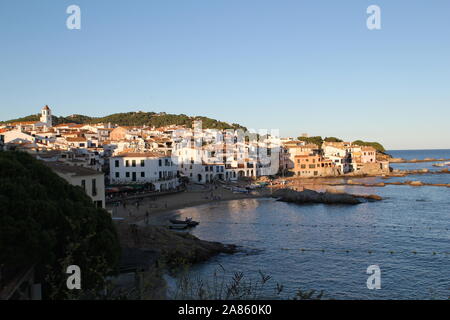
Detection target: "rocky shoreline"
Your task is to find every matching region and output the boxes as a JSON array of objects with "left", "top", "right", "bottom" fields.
[
  {"left": 114, "top": 221, "right": 237, "bottom": 299},
  {"left": 389, "top": 168, "right": 449, "bottom": 176},
  {"left": 389, "top": 157, "right": 450, "bottom": 163},
  {"left": 116, "top": 222, "right": 237, "bottom": 267}
]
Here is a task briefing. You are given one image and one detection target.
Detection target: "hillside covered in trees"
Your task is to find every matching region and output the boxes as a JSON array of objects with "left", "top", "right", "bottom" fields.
[
  {"left": 0, "top": 151, "right": 121, "bottom": 299},
  {"left": 2, "top": 111, "right": 246, "bottom": 131}
]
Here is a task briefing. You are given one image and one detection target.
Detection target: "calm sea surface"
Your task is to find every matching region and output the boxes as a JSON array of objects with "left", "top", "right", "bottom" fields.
[{"left": 171, "top": 150, "right": 450, "bottom": 299}]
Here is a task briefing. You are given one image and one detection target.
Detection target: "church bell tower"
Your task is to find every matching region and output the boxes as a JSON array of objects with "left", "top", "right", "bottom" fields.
[{"left": 40, "top": 105, "right": 52, "bottom": 128}]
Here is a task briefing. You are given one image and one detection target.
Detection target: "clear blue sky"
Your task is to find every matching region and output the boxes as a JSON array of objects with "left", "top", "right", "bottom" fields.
[{"left": 1, "top": 0, "right": 449, "bottom": 149}]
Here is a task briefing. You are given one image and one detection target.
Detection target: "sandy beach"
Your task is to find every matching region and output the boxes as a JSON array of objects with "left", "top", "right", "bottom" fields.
[{"left": 107, "top": 183, "right": 272, "bottom": 227}]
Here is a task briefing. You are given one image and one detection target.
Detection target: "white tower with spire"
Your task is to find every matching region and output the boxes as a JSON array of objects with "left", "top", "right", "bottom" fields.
[{"left": 40, "top": 105, "right": 52, "bottom": 128}]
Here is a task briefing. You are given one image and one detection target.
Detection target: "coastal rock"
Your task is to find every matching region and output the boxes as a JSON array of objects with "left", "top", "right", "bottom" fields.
[
  {"left": 363, "top": 182, "right": 385, "bottom": 187},
  {"left": 272, "top": 188, "right": 376, "bottom": 205},
  {"left": 354, "top": 194, "right": 383, "bottom": 201},
  {"left": 116, "top": 222, "right": 237, "bottom": 266},
  {"left": 389, "top": 158, "right": 405, "bottom": 163}
]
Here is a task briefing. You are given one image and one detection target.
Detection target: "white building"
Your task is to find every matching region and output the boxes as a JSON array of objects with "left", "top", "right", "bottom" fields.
[
  {"left": 45, "top": 162, "right": 106, "bottom": 208},
  {"left": 2, "top": 129, "right": 36, "bottom": 145},
  {"left": 172, "top": 128, "right": 281, "bottom": 183},
  {"left": 322, "top": 142, "right": 352, "bottom": 174},
  {"left": 40, "top": 105, "right": 52, "bottom": 128},
  {"left": 109, "top": 152, "right": 179, "bottom": 191}
]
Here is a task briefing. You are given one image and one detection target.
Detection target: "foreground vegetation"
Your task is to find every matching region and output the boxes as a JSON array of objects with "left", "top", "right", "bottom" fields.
[
  {"left": 0, "top": 151, "right": 121, "bottom": 299},
  {"left": 169, "top": 265, "right": 324, "bottom": 300}
]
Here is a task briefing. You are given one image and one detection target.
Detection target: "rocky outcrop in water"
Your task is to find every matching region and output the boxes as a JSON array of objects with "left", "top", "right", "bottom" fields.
[
  {"left": 272, "top": 189, "right": 382, "bottom": 205},
  {"left": 389, "top": 157, "right": 450, "bottom": 163}
]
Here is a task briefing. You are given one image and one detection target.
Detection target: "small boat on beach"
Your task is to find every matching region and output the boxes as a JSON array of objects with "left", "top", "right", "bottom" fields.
[
  {"left": 169, "top": 217, "right": 200, "bottom": 227},
  {"left": 232, "top": 187, "right": 250, "bottom": 193}
]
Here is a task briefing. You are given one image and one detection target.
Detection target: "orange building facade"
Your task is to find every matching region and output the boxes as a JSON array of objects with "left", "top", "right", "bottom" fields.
[{"left": 293, "top": 154, "right": 337, "bottom": 177}]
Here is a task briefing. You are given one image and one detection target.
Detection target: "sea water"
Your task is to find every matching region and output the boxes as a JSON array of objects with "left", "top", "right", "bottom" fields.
[{"left": 171, "top": 150, "right": 450, "bottom": 299}]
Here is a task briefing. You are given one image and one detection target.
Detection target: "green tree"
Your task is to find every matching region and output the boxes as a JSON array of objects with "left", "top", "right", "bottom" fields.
[
  {"left": 324, "top": 137, "right": 343, "bottom": 143},
  {"left": 352, "top": 140, "right": 386, "bottom": 153},
  {"left": 297, "top": 136, "right": 323, "bottom": 147},
  {"left": 0, "top": 151, "right": 121, "bottom": 299}
]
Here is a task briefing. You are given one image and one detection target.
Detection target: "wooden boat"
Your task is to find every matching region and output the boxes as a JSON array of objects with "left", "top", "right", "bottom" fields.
[{"left": 169, "top": 218, "right": 200, "bottom": 227}]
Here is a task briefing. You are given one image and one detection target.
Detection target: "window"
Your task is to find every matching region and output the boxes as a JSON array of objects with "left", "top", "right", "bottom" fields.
[
  {"left": 159, "top": 171, "right": 162, "bottom": 179},
  {"left": 309, "top": 164, "right": 315, "bottom": 169},
  {"left": 141, "top": 172, "right": 145, "bottom": 178},
  {"left": 115, "top": 172, "right": 120, "bottom": 178},
  {"left": 126, "top": 160, "right": 130, "bottom": 167},
  {"left": 159, "top": 159, "right": 162, "bottom": 166},
  {"left": 132, "top": 160, "right": 136, "bottom": 167},
  {"left": 301, "top": 164, "right": 306, "bottom": 169},
  {"left": 115, "top": 160, "right": 119, "bottom": 167},
  {"left": 126, "top": 172, "right": 130, "bottom": 178},
  {"left": 81, "top": 180, "right": 86, "bottom": 191},
  {"left": 92, "top": 179, "right": 97, "bottom": 196},
  {"left": 141, "top": 160, "right": 145, "bottom": 167}
]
